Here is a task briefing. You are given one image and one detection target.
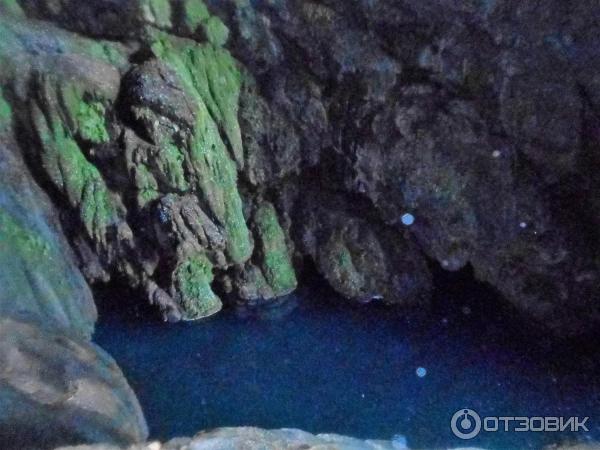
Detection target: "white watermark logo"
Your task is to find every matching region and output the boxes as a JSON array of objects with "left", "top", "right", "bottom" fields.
[{"left": 451, "top": 409, "right": 589, "bottom": 440}]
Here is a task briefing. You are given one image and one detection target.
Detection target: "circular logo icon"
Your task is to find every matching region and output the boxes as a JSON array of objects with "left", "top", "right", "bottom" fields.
[{"left": 451, "top": 409, "right": 482, "bottom": 440}]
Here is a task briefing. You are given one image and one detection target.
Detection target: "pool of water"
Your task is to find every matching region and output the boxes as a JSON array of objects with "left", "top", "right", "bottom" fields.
[{"left": 94, "top": 275, "right": 600, "bottom": 450}]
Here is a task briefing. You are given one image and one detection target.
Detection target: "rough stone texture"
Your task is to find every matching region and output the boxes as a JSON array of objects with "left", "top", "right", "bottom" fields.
[
  {"left": 1, "top": 0, "right": 599, "bottom": 335},
  {"left": 51, "top": 428, "right": 600, "bottom": 450},
  {"left": 54, "top": 427, "right": 414, "bottom": 449},
  {"left": 0, "top": 317, "right": 148, "bottom": 450},
  {"left": 0, "top": 102, "right": 96, "bottom": 339},
  {"left": 212, "top": 0, "right": 600, "bottom": 336},
  {"left": 53, "top": 430, "right": 600, "bottom": 450},
  {"left": 0, "top": 1, "right": 599, "bottom": 449},
  {"left": 0, "top": 23, "right": 148, "bottom": 447}
]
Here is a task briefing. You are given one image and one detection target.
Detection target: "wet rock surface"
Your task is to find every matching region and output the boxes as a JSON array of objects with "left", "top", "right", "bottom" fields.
[
  {"left": 55, "top": 427, "right": 413, "bottom": 450},
  {"left": 0, "top": 33, "right": 147, "bottom": 448},
  {"left": 0, "top": 1, "right": 599, "bottom": 449},
  {"left": 212, "top": 0, "right": 600, "bottom": 336},
  {"left": 0, "top": 317, "right": 148, "bottom": 449},
  {"left": 1, "top": 0, "right": 599, "bottom": 332}
]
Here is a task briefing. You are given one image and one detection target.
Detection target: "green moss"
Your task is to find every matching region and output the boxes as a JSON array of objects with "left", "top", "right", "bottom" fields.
[
  {"left": 133, "top": 163, "right": 160, "bottom": 207},
  {"left": 199, "top": 45, "right": 242, "bottom": 163},
  {"left": 182, "top": 0, "right": 210, "bottom": 31},
  {"left": 160, "top": 141, "right": 189, "bottom": 191},
  {"left": 253, "top": 202, "right": 297, "bottom": 295},
  {"left": 0, "top": 208, "right": 74, "bottom": 309},
  {"left": 322, "top": 235, "right": 365, "bottom": 296},
  {"left": 76, "top": 100, "right": 110, "bottom": 144},
  {"left": 179, "top": 0, "right": 228, "bottom": 46},
  {"left": 151, "top": 33, "right": 242, "bottom": 164},
  {"left": 189, "top": 105, "right": 252, "bottom": 263},
  {"left": 141, "top": 0, "right": 172, "bottom": 28},
  {"left": 0, "top": 0, "right": 24, "bottom": 17},
  {"left": 0, "top": 209, "right": 51, "bottom": 258},
  {"left": 35, "top": 111, "right": 119, "bottom": 243},
  {"left": 59, "top": 83, "right": 110, "bottom": 144},
  {"left": 174, "top": 252, "right": 222, "bottom": 319},
  {"left": 84, "top": 41, "right": 128, "bottom": 69},
  {"left": 202, "top": 16, "right": 229, "bottom": 47},
  {"left": 151, "top": 34, "right": 251, "bottom": 264},
  {"left": 128, "top": 137, "right": 189, "bottom": 203},
  {"left": 0, "top": 87, "right": 12, "bottom": 130}
]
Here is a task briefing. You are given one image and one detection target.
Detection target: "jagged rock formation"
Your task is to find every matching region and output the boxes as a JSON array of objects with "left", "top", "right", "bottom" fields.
[
  {"left": 0, "top": 0, "right": 300, "bottom": 323},
  {"left": 212, "top": 0, "right": 600, "bottom": 336},
  {"left": 1, "top": 0, "right": 599, "bottom": 334},
  {"left": 0, "top": 0, "right": 600, "bottom": 449},
  {"left": 0, "top": 12, "right": 147, "bottom": 447}
]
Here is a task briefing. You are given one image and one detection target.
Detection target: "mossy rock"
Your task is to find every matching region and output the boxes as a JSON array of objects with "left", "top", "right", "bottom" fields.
[
  {"left": 253, "top": 202, "right": 297, "bottom": 296},
  {"left": 181, "top": 0, "right": 210, "bottom": 32},
  {"left": 0, "top": 87, "right": 12, "bottom": 131},
  {"left": 150, "top": 33, "right": 252, "bottom": 264},
  {"left": 30, "top": 77, "right": 122, "bottom": 246},
  {"left": 320, "top": 233, "right": 366, "bottom": 298},
  {"left": 202, "top": 16, "right": 229, "bottom": 47},
  {"left": 178, "top": 0, "right": 229, "bottom": 46},
  {"left": 0, "top": 0, "right": 24, "bottom": 17},
  {"left": 141, "top": 0, "right": 173, "bottom": 28},
  {"left": 173, "top": 253, "right": 222, "bottom": 319}
]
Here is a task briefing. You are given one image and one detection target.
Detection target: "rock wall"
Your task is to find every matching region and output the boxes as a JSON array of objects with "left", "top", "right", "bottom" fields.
[
  {"left": 0, "top": 8, "right": 148, "bottom": 446},
  {"left": 1, "top": 0, "right": 599, "bottom": 336},
  {"left": 213, "top": 0, "right": 600, "bottom": 336},
  {"left": 1, "top": 0, "right": 600, "bottom": 448}
]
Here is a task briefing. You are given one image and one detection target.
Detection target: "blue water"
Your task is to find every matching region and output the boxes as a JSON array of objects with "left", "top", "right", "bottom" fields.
[{"left": 94, "top": 277, "right": 600, "bottom": 450}]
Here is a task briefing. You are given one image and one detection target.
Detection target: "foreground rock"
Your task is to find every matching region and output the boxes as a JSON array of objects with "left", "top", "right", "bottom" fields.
[
  {"left": 54, "top": 427, "right": 442, "bottom": 449},
  {"left": 53, "top": 427, "right": 600, "bottom": 450},
  {"left": 0, "top": 317, "right": 147, "bottom": 449}
]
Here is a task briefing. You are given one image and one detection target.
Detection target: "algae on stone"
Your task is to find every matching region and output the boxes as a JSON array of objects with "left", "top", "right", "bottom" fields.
[
  {"left": 126, "top": 136, "right": 190, "bottom": 209},
  {"left": 188, "top": 107, "right": 252, "bottom": 264},
  {"left": 31, "top": 78, "right": 122, "bottom": 248},
  {"left": 182, "top": 0, "right": 211, "bottom": 31},
  {"left": 202, "top": 16, "right": 230, "bottom": 47},
  {"left": 0, "top": 87, "right": 12, "bottom": 130},
  {"left": 180, "top": 0, "right": 230, "bottom": 46},
  {"left": 141, "top": 0, "right": 173, "bottom": 28},
  {"left": 151, "top": 34, "right": 243, "bottom": 166},
  {"left": 151, "top": 34, "right": 252, "bottom": 264},
  {"left": 252, "top": 202, "right": 297, "bottom": 295},
  {"left": 157, "top": 141, "right": 190, "bottom": 191},
  {"left": 38, "top": 120, "right": 120, "bottom": 245},
  {"left": 321, "top": 234, "right": 366, "bottom": 298},
  {"left": 75, "top": 100, "right": 110, "bottom": 144},
  {"left": 133, "top": 163, "right": 161, "bottom": 207},
  {"left": 0, "top": 0, "right": 24, "bottom": 17},
  {"left": 0, "top": 206, "right": 91, "bottom": 334},
  {"left": 173, "top": 252, "right": 222, "bottom": 319}
]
